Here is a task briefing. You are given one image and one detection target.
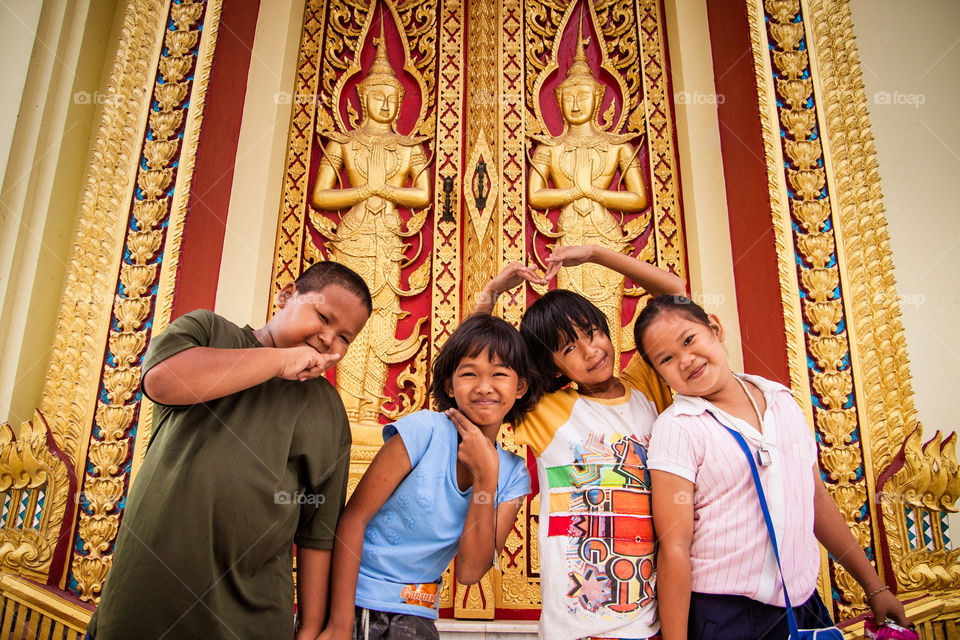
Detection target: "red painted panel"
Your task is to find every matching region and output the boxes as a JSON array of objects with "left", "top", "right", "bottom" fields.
[
  {"left": 706, "top": 0, "right": 790, "bottom": 385},
  {"left": 172, "top": 1, "right": 262, "bottom": 319}
]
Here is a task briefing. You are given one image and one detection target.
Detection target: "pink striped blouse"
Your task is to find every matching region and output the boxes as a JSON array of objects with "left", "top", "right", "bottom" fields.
[{"left": 647, "top": 374, "right": 821, "bottom": 607}]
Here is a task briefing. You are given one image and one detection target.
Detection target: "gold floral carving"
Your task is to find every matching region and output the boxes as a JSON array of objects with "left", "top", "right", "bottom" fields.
[
  {"left": 805, "top": 0, "right": 959, "bottom": 629},
  {"left": 271, "top": 0, "right": 326, "bottom": 310},
  {"left": 804, "top": 0, "right": 918, "bottom": 478},
  {"left": 69, "top": 0, "right": 215, "bottom": 603},
  {"left": 498, "top": 0, "right": 527, "bottom": 328},
  {"left": 461, "top": 0, "right": 500, "bottom": 318},
  {"left": 0, "top": 413, "right": 72, "bottom": 583},
  {"left": 635, "top": 0, "right": 687, "bottom": 286},
  {"left": 429, "top": 0, "right": 464, "bottom": 356},
  {"left": 743, "top": 0, "right": 808, "bottom": 406},
  {"left": 750, "top": 0, "right": 880, "bottom": 618}
]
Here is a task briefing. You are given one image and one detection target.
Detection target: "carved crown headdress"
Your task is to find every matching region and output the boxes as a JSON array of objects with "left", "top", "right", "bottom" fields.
[
  {"left": 358, "top": 37, "right": 404, "bottom": 96},
  {"left": 557, "top": 34, "right": 603, "bottom": 91}
]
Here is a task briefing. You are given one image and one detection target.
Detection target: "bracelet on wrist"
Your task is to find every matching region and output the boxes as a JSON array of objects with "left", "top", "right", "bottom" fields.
[{"left": 866, "top": 585, "right": 889, "bottom": 601}]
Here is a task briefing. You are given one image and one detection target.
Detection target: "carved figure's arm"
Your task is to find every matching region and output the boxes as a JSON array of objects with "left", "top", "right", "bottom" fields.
[
  {"left": 527, "top": 145, "right": 582, "bottom": 209},
  {"left": 379, "top": 145, "right": 431, "bottom": 208},
  {"left": 587, "top": 143, "right": 648, "bottom": 211},
  {"left": 310, "top": 141, "right": 371, "bottom": 211}
]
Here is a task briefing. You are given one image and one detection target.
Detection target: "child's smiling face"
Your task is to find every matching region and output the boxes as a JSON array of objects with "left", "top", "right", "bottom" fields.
[
  {"left": 445, "top": 349, "right": 528, "bottom": 430},
  {"left": 641, "top": 309, "right": 731, "bottom": 399},
  {"left": 268, "top": 282, "right": 369, "bottom": 365},
  {"left": 550, "top": 324, "right": 617, "bottom": 392}
]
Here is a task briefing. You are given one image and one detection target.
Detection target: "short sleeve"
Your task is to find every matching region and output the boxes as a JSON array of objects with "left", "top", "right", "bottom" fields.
[
  {"left": 295, "top": 419, "right": 351, "bottom": 549},
  {"left": 142, "top": 309, "right": 215, "bottom": 378},
  {"left": 647, "top": 413, "right": 702, "bottom": 484},
  {"left": 621, "top": 354, "right": 673, "bottom": 413},
  {"left": 382, "top": 411, "right": 438, "bottom": 469},
  {"left": 511, "top": 417, "right": 531, "bottom": 449},
  {"left": 496, "top": 451, "right": 531, "bottom": 504}
]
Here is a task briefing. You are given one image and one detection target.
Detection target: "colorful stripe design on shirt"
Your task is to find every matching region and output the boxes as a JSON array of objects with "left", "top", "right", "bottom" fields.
[{"left": 547, "top": 432, "right": 656, "bottom": 616}]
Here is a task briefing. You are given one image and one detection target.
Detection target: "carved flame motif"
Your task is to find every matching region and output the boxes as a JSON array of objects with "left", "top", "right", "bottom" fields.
[
  {"left": 0, "top": 412, "right": 73, "bottom": 582},
  {"left": 879, "top": 426, "right": 960, "bottom": 593}
]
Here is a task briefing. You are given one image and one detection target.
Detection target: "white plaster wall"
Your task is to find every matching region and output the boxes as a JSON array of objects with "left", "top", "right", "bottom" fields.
[
  {"left": 0, "top": 1, "right": 43, "bottom": 192},
  {"left": 849, "top": 0, "right": 960, "bottom": 538}
]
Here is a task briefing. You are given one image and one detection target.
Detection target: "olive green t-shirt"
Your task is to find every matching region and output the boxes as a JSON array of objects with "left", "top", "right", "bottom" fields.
[{"left": 87, "top": 310, "right": 351, "bottom": 640}]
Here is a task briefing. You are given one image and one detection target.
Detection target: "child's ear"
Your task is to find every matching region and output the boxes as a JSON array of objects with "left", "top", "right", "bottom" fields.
[
  {"left": 515, "top": 377, "right": 529, "bottom": 399},
  {"left": 275, "top": 282, "right": 297, "bottom": 308},
  {"left": 707, "top": 313, "right": 725, "bottom": 340},
  {"left": 444, "top": 379, "right": 454, "bottom": 399}
]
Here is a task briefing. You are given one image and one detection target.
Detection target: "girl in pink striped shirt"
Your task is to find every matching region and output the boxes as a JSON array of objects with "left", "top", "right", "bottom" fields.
[{"left": 635, "top": 295, "right": 909, "bottom": 640}]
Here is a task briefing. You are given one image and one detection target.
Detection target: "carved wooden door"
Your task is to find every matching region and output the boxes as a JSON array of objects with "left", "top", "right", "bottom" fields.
[{"left": 270, "top": 0, "right": 687, "bottom": 619}]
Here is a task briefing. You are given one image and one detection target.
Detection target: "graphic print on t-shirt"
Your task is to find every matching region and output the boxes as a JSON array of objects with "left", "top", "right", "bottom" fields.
[{"left": 545, "top": 432, "right": 656, "bottom": 616}]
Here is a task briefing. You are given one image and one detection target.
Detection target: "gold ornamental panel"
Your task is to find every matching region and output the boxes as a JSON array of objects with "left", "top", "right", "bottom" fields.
[
  {"left": 745, "top": 0, "right": 960, "bottom": 633},
  {"left": 274, "top": 0, "right": 689, "bottom": 619}
]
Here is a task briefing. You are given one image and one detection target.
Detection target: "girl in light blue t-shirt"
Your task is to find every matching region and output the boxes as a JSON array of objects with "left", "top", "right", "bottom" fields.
[{"left": 315, "top": 314, "right": 541, "bottom": 640}]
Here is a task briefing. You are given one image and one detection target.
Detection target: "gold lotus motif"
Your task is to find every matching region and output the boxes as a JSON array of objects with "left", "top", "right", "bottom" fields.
[
  {"left": 164, "top": 30, "right": 199, "bottom": 57},
  {"left": 120, "top": 264, "right": 158, "bottom": 298},
  {"left": 137, "top": 169, "right": 173, "bottom": 200},
  {"left": 133, "top": 200, "right": 169, "bottom": 230},
  {"left": 149, "top": 110, "right": 184, "bottom": 141},
  {"left": 154, "top": 81, "right": 189, "bottom": 112},
  {"left": 171, "top": 0, "right": 204, "bottom": 30},
  {"left": 113, "top": 296, "right": 150, "bottom": 332}
]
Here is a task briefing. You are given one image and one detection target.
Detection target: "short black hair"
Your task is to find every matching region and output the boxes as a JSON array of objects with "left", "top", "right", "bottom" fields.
[
  {"left": 634, "top": 294, "right": 711, "bottom": 366},
  {"left": 295, "top": 261, "right": 372, "bottom": 314},
  {"left": 430, "top": 314, "right": 542, "bottom": 424},
  {"left": 519, "top": 289, "right": 610, "bottom": 393}
]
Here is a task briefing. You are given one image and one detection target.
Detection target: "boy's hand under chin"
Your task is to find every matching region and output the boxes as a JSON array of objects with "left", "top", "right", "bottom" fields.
[
  {"left": 447, "top": 409, "right": 500, "bottom": 484},
  {"left": 276, "top": 346, "right": 341, "bottom": 381}
]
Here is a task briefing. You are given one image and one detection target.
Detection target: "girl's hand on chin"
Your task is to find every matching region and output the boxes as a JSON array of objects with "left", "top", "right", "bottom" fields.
[{"left": 447, "top": 408, "right": 499, "bottom": 483}]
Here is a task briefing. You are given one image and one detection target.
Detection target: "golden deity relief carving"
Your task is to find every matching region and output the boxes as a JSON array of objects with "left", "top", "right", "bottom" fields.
[
  {"left": 528, "top": 32, "right": 649, "bottom": 356},
  {"left": 310, "top": 34, "right": 432, "bottom": 425}
]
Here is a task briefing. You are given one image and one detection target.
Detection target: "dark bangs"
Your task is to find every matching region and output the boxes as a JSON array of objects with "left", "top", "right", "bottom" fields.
[
  {"left": 520, "top": 289, "right": 609, "bottom": 392},
  {"left": 430, "top": 314, "right": 543, "bottom": 424}
]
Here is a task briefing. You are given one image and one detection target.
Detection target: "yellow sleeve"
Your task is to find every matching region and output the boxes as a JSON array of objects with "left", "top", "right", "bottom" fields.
[
  {"left": 621, "top": 354, "right": 673, "bottom": 413},
  {"left": 513, "top": 389, "right": 579, "bottom": 458}
]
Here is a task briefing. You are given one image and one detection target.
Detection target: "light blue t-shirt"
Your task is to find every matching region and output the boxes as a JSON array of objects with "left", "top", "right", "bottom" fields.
[{"left": 355, "top": 410, "right": 530, "bottom": 618}]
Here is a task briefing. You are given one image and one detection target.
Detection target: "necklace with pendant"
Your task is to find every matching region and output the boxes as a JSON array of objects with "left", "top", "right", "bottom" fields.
[{"left": 732, "top": 375, "right": 772, "bottom": 467}]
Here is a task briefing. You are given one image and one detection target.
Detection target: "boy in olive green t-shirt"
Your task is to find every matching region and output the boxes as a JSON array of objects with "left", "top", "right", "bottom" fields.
[{"left": 87, "top": 262, "right": 370, "bottom": 640}]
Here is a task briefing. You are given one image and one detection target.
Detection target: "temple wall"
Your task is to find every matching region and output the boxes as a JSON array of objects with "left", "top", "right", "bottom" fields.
[
  {"left": 0, "top": 1, "right": 956, "bottom": 636},
  {"left": 850, "top": 0, "right": 960, "bottom": 535}
]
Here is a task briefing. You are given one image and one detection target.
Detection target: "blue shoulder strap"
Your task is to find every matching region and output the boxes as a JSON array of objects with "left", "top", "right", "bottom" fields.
[{"left": 707, "top": 411, "right": 801, "bottom": 638}]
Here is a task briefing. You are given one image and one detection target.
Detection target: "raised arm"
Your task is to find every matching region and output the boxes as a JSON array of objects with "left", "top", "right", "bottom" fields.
[
  {"left": 142, "top": 346, "right": 340, "bottom": 405},
  {"left": 651, "top": 469, "right": 695, "bottom": 640},
  {"left": 812, "top": 470, "right": 910, "bottom": 627},
  {"left": 317, "top": 435, "right": 414, "bottom": 640},
  {"left": 474, "top": 262, "right": 547, "bottom": 315},
  {"left": 543, "top": 244, "right": 685, "bottom": 297}
]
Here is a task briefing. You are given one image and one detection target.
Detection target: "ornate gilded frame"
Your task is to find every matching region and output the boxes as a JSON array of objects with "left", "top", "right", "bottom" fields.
[{"left": 745, "top": 0, "right": 958, "bottom": 633}]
